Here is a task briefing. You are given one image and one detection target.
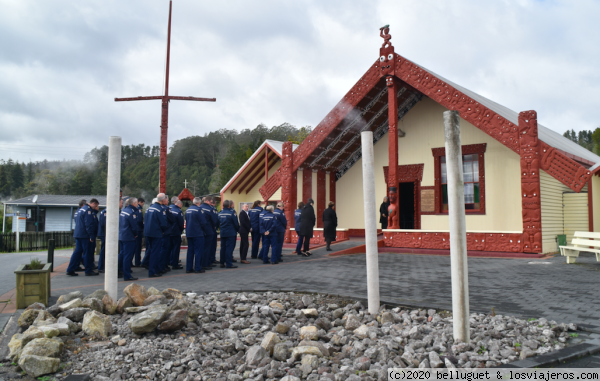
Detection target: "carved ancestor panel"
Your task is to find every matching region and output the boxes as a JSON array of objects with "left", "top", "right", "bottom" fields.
[
  {"left": 420, "top": 232, "right": 450, "bottom": 249},
  {"left": 259, "top": 170, "right": 281, "bottom": 201},
  {"left": 317, "top": 171, "right": 326, "bottom": 228},
  {"left": 302, "top": 169, "right": 312, "bottom": 203},
  {"left": 539, "top": 142, "right": 591, "bottom": 193},
  {"left": 281, "top": 142, "right": 294, "bottom": 243},
  {"left": 383, "top": 164, "right": 424, "bottom": 183},
  {"left": 518, "top": 111, "right": 542, "bottom": 253},
  {"left": 383, "top": 232, "right": 422, "bottom": 248},
  {"left": 384, "top": 231, "right": 524, "bottom": 252},
  {"left": 290, "top": 229, "right": 349, "bottom": 244},
  {"left": 329, "top": 172, "right": 336, "bottom": 205}
]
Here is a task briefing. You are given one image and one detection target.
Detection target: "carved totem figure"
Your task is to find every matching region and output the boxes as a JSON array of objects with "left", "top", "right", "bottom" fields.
[
  {"left": 281, "top": 142, "right": 295, "bottom": 243},
  {"left": 387, "top": 187, "right": 399, "bottom": 229}
]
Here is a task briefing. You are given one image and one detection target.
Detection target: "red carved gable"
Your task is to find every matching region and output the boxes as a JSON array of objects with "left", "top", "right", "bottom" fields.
[{"left": 177, "top": 188, "right": 195, "bottom": 201}]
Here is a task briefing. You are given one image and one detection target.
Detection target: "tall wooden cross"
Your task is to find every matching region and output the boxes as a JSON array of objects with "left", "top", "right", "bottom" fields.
[{"left": 115, "top": 0, "right": 216, "bottom": 193}]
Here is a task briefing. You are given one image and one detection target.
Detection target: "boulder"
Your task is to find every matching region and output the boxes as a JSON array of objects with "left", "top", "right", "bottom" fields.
[
  {"left": 18, "top": 309, "right": 42, "bottom": 328},
  {"left": 260, "top": 332, "right": 280, "bottom": 354},
  {"left": 25, "top": 302, "right": 45, "bottom": 311},
  {"left": 18, "top": 355, "right": 60, "bottom": 377},
  {"left": 125, "top": 306, "right": 149, "bottom": 314},
  {"left": 301, "top": 308, "right": 318, "bottom": 318},
  {"left": 44, "top": 323, "right": 70, "bottom": 336},
  {"left": 102, "top": 294, "right": 117, "bottom": 315},
  {"left": 245, "top": 345, "right": 268, "bottom": 366},
  {"left": 379, "top": 312, "right": 394, "bottom": 324},
  {"left": 84, "top": 289, "right": 108, "bottom": 301},
  {"left": 273, "top": 343, "right": 291, "bottom": 361},
  {"left": 158, "top": 310, "right": 188, "bottom": 332},
  {"left": 300, "top": 326, "right": 318, "bottom": 341},
  {"left": 46, "top": 304, "right": 61, "bottom": 317},
  {"left": 59, "top": 298, "right": 82, "bottom": 312},
  {"left": 123, "top": 283, "right": 149, "bottom": 306},
  {"left": 162, "top": 288, "right": 183, "bottom": 300},
  {"left": 59, "top": 307, "right": 90, "bottom": 322},
  {"left": 291, "top": 346, "right": 323, "bottom": 360},
  {"left": 354, "top": 325, "right": 370, "bottom": 339},
  {"left": 38, "top": 326, "right": 60, "bottom": 338},
  {"left": 8, "top": 334, "right": 24, "bottom": 360},
  {"left": 143, "top": 294, "right": 167, "bottom": 306},
  {"left": 82, "top": 311, "right": 112, "bottom": 337},
  {"left": 298, "top": 340, "right": 329, "bottom": 357},
  {"left": 147, "top": 286, "right": 162, "bottom": 296},
  {"left": 345, "top": 314, "right": 361, "bottom": 331},
  {"left": 22, "top": 326, "right": 45, "bottom": 346},
  {"left": 128, "top": 304, "right": 170, "bottom": 334},
  {"left": 269, "top": 301, "right": 284, "bottom": 309},
  {"left": 57, "top": 316, "right": 78, "bottom": 333},
  {"left": 116, "top": 296, "right": 133, "bottom": 314},
  {"left": 275, "top": 322, "right": 290, "bottom": 334},
  {"left": 81, "top": 297, "right": 103, "bottom": 312},
  {"left": 20, "top": 338, "right": 63, "bottom": 358},
  {"left": 56, "top": 291, "right": 83, "bottom": 305},
  {"left": 281, "top": 376, "right": 301, "bottom": 381},
  {"left": 31, "top": 311, "right": 55, "bottom": 327}
]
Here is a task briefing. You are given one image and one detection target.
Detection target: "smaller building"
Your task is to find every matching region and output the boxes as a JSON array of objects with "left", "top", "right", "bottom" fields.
[{"left": 2, "top": 195, "right": 107, "bottom": 232}]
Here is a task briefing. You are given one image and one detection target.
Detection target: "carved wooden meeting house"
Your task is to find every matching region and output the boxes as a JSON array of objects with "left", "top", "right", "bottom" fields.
[{"left": 220, "top": 27, "right": 600, "bottom": 255}]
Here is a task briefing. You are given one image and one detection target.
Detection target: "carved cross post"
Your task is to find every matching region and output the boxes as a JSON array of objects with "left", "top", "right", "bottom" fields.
[
  {"left": 518, "top": 111, "right": 543, "bottom": 253},
  {"left": 281, "top": 142, "right": 295, "bottom": 243},
  {"left": 386, "top": 76, "right": 400, "bottom": 229}
]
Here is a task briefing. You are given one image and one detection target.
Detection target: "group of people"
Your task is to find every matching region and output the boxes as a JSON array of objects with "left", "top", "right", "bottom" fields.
[{"left": 65, "top": 192, "right": 339, "bottom": 281}]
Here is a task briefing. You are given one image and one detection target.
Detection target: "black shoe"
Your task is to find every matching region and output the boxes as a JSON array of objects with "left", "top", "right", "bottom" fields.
[
  {"left": 66, "top": 272, "right": 79, "bottom": 276},
  {"left": 251, "top": 256, "right": 257, "bottom": 259},
  {"left": 212, "top": 261, "right": 219, "bottom": 264},
  {"left": 142, "top": 265, "right": 149, "bottom": 270},
  {"left": 220, "top": 264, "right": 225, "bottom": 268},
  {"left": 296, "top": 252, "right": 303, "bottom": 255},
  {"left": 85, "top": 272, "right": 100, "bottom": 276},
  {"left": 171, "top": 265, "right": 184, "bottom": 270},
  {"left": 203, "top": 267, "right": 213, "bottom": 270},
  {"left": 164, "top": 267, "right": 171, "bottom": 272},
  {"left": 226, "top": 265, "right": 238, "bottom": 269},
  {"left": 271, "top": 262, "right": 278, "bottom": 265},
  {"left": 92, "top": 265, "right": 98, "bottom": 270},
  {"left": 326, "top": 248, "right": 332, "bottom": 251},
  {"left": 306, "top": 251, "right": 312, "bottom": 256},
  {"left": 118, "top": 272, "right": 123, "bottom": 278},
  {"left": 98, "top": 270, "right": 105, "bottom": 273},
  {"left": 124, "top": 277, "right": 138, "bottom": 281},
  {"left": 279, "top": 258, "right": 283, "bottom": 262},
  {"left": 194, "top": 270, "right": 205, "bottom": 273},
  {"left": 74, "top": 267, "right": 85, "bottom": 272},
  {"left": 131, "top": 265, "right": 140, "bottom": 268},
  {"left": 232, "top": 259, "right": 238, "bottom": 263},
  {"left": 149, "top": 274, "right": 162, "bottom": 278},
  {"left": 186, "top": 270, "right": 194, "bottom": 273}
]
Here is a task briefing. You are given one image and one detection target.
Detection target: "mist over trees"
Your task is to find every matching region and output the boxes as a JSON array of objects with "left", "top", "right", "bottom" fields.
[{"left": 0, "top": 123, "right": 311, "bottom": 200}]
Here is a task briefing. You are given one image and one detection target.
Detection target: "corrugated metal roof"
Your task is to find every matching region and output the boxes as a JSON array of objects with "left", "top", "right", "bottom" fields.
[
  {"left": 3, "top": 195, "right": 107, "bottom": 207},
  {"left": 414, "top": 61, "right": 600, "bottom": 168}
]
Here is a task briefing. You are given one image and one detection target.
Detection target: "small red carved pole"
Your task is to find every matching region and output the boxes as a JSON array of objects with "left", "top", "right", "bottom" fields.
[
  {"left": 114, "top": 0, "right": 216, "bottom": 194},
  {"left": 281, "top": 142, "right": 294, "bottom": 243},
  {"left": 386, "top": 76, "right": 400, "bottom": 229},
  {"left": 518, "top": 110, "right": 543, "bottom": 253}
]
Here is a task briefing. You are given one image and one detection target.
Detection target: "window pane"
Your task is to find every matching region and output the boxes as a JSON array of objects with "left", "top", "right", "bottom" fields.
[
  {"left": 463, "top": 159, "right": 473, "bottom": 182},
  {"left": 474, "top": 183, "right": 480, "bottom": 203},
  {"left": 464, "top": 183, "right": 474, "bottom": 203},
  {"left": 473, "top": 156, "right": 479, "bottom": 182},
  {"left": 441, "top": 162, "right": 447, "bottom": 183},
  {"left": 442, "top": 184, "right": 448, "bottom": 212}
]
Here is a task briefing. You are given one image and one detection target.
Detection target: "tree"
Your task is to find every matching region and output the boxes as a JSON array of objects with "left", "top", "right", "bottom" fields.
[{"left": 11, "top": 162, "right": 24, "bottom": 190}]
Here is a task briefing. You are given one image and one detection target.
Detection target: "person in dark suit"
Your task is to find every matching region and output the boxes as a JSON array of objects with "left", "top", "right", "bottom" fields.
[
  {"left": 294, "top": 201, "right": 305, "bottom": 255},
  {"left": 298, "top": 198, "right": 316, "bottom": 256},
  {"left": 238, "top": 203, "right": 251, "bottom": 264},
  {"left": 379, "top": 196, "right": 390, "bottom": 230},
  {"left": 323, "top": 201, "right": 338, "bottom": 251}
]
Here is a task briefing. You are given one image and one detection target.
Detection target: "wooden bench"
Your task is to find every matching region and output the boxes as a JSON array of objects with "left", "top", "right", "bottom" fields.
[{"left": 559, "top": 231, "right": 600, "bottom": 264}]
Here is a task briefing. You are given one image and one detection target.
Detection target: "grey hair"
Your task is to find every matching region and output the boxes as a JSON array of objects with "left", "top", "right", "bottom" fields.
[
  {"left": 129, "top": 197, "right": 138, "bottom": 204},
  {"left": 266, "top": 205, "right": 274, "bottom": 212},
  {"left": 171, "top": 196, "right": 179, "bottom": 204},
  {"left": 193, "top": 197, "right": 202, "bottom": 205},
  {"left": 157, "top": 193, "right": 166, "bottom": 202},
  {"left": 152, "top": 198, "right": 158, "bottom": 204},
  {"left": 176, "top": 200, "right": 183, "bottom": 207}
]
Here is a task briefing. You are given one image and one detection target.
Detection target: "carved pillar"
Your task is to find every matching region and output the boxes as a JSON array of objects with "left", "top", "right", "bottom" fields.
[
  {"left": 317, "top": 170, "right": 326, "bottom": 228},
  {"left": 386, "top": 76, "right": 400, "bottom": 229},
  {"left": 281, "top": 142, "right": 294, "bottom": 243},
  {"left": 329, "top": 172, "right": 336, "bottom": 206},
  {"left": 302, "top": 168, "right": 312, "bottom": 203},
  {"left": 518, "top": 110, "right": 542, "bottom": 253}
]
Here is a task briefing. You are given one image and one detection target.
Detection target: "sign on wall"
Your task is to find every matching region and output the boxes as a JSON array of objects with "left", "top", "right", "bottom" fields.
[{"left": 421, "top": 188, "right": 435, "bottom": 213}]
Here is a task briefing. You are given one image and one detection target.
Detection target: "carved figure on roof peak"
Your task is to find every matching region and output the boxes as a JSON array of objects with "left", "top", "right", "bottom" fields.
[{"left": 380, "top": 25, "right": 392, "bottom": 48}]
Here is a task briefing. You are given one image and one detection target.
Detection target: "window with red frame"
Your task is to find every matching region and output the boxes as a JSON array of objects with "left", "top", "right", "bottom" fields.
[{"left": 440, "top": 154, "right": 481, "bottom": 212}]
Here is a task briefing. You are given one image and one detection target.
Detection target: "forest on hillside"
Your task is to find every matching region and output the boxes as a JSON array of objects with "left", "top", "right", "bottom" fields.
[{"left": 0, "top": 123, "right": 311, "bottom": 201}]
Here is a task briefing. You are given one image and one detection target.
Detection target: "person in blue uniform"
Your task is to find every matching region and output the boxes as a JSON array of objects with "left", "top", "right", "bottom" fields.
[
  {"left": 119, "top": 197, "right": 139, "bottom": 281},
  {"left": 218, "top": 200, "right": 240, "bottom": 268},
  {"left": 257, "top": 207, "right": 268, "bottom": 260},
  {"left": 86, "top": 200, "right": 99, "bottom": 270},
  {"left": 97, "top": 208, "right": 107, "bottom": 272},
  {"left": 259, "top": 205, "right": 281, "bottom": 264},
  {"left": 248, "top": 200, "right": 263, "bottom": 259},
  {"left": 185, "top": 197, "right": 207, "bottom": 273},
  {"left": 209, "top": 198, "right": 219, "bottom": 265},
  {"left": 294, "top": 202, "right": 305, "bottom": 255},
  {"left": 132, "top": 197, "right": 145, "bottom": 267},
  {"left": 200, "top": 196, "right": 218, "bottom": 269},
  {"left": 141, "top": 198, "right": 157, "bottom": 269},
  {"left": 74, "top": 199, "right": 87, "bottom": 270},
  {"left": 273, "top": 202, "right": 287, "bottom": 263},
  {"left": 227, "top": 200, "right": 238, "bottom": 263},
  {"left": 169, "top": 200, "right": 184, "bottom": 270},
  {"left": 66, "top": 199, "right": 100, "bottom": 276},
  {"left": 158, "top": 196, "right": 177, "bottom": 273},
  {"left": 143, "top": 194, "right": 170, "bottom": 277}
]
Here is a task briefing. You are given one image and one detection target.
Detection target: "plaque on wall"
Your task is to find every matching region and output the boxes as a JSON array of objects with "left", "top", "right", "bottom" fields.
[{"left": 421, "top": 189, "right": 435, "bottom": 212}]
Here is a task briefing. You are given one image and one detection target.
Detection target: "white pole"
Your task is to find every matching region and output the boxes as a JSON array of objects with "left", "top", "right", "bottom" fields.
[
  {"left": 443, "top": 110, "right": 470, "bottom": 343},
  {"left": 105, "top": 136, "right": 122, "bottom": 301},
  {"left": 16, "top": 215, "right": 20, "bottom": 253},
  {"left": 361, "top": 131, "right": 380, "bottom": 315},
  {"left": 2, "top": 208, "right": 5, "bottom": 233}
]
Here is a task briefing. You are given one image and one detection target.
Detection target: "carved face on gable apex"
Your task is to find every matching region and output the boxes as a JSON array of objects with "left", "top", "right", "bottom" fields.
[{"left": 379, "top": 47, "right": 395, "bottom": 76}]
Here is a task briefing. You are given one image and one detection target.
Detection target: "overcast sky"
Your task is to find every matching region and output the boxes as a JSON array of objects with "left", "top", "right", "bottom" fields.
[{"left": 0, "top": 0, "right": 598, "bottom": 163}]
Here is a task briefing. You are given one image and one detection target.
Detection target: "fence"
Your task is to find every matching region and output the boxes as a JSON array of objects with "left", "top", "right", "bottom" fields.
[{"left": 0, "top": 231, "right": 75, "bottom": 253}]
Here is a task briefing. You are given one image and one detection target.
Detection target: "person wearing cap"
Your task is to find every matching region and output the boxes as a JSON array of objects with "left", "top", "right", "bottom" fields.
[
  {"left": 272, "top": 202, "right": 287, "bottom": 263},
  {"left": 323, "top": 201, "right": 338, "bottom": 251}
]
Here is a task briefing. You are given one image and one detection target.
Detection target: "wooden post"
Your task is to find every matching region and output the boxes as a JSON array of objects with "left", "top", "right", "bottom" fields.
[{"left": 386, "top": 76, "right": 400, "bottom": 229}]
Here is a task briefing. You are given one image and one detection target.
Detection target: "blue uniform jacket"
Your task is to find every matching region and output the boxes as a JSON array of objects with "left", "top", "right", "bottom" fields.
[
  {"left": 200, "top": 203, "right": 218, "bottom": 235},
  {"left": 258, "top": 209, "right": 268, "bottom": 234},
  {"left": 248, "top": 207, "right": 263, "bottom": 230},
  {"left": 144, "top": 202, "right": 169, "bottom": 238},
  {"left": 136, "top": 205, "right": 144, "bottom": 236},
  {"left": 260, "top": 211, "right": 280, "bottom": 235},
  {"left": 185, "top": 205, "right": 207, "bottom": 238},
  {"left": 119, "top": 205, "right": 138, "bottom": 241},
  {"left": 273, "top": 208, "right": 287, "bottom": 233},
  {"left": 161, "top": 204, "right": 176, "bottom": 236},
  {"left": 169, "top": 205, "right": 184, "bottom": 236},
  {"left": 73, "top": 205, "right": 97, "bottom": 239},
  {"left": 97, "top": 209, "right": 107, "bottom": 237},
  {"left": 218, "top": 208, "right": 240, "bottom": 238},
  {"left": 294, "top": 209, "right": 302, "bottom": 232}
]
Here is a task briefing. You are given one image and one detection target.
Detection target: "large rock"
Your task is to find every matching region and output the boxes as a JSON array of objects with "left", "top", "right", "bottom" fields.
[
  {"left": 147, "top": 286, "right": 162, "bottom": 296},
  {"left": 275, "top": 322, "right": 290, "bottom": 334},
  {"left": 59, "top": 307, "right": 90, "bottom": 322},
  {"left": 143, "top": 294, "right": 167, "bottom": 306},
  {"left": 298, "top": 340, "right": 329, "bottom": 357},
  {"left": 291, "top": 346, "right": 324, "bottom": 360},
  {"left": 301, "top": 308, "right": 318, "bottom": 318},
  {"left": 345, "top": 314, "right": 361, "bottom": 331},
  {"left": 273, "top": 343, "right": 291, "bottom": 361},
  {"left": 84, "top": 289, "right": 108, "bottom": 301},
  {"left": 158, "top": 310, "right": 188, "bottom": 332},
  {"left": 128, "top": 304, "right": 170, "bottom": 334},
  {"left": 116, "top": 296, "right": 133, "bottom": 314},
  {"left": 46, "top": 304, "right": 61, "bottom": 317},
  {"left": 31, "top": 311, "right": 55, "bottom": 327},
  {"left": 124, "top": 283, "right": 149, "bottom": 306},
  {"left": 281, "top": 376, "right": 301, "bottom": 381},
  {"left": 57, "top": 316, "right": 78, "bottom": 333},
  {"left": 18, "top": 355, "right": 60, "bottom": 377},
  {"left": 59, "top": 298, "right": 82, "bottom": 312},
  {"left": 20, "top": 338, "right": 63, "bottom": 358},
  {"left": 162, "top": 288, "right": 183, "bottom": 300},
  {"left": 102, "top": 294, "right": 117, "bottom": 315},
  {"left": 18, "top": 309, "right": 42, "bottom": 328},
  {"left": 429, "top": 351, "right": 444, "bottom": 368},
  {"left": 56, "top": 291, "right": 83, "bottom": 305},
  {"left": 245, "top": 345, "right": 268, "bottom": 365},
  {"left": 354, "top": 325, "right": 370, "bottom": 339},
  {"left": 44, "top": 323, "right": 70, "bottom": 336},
  {"left": 82, "top": 311, "right": 112, "bottom": 337},
  {"left": 300, "top": 326, "right": 318, "bottom": 341},
  {"left": 38, "top": 326, "right": 60, "bottom": 338},
  {"left": 22, "top": 326, "right": 45, "bottom": 346},
  {"left": 81, "top": 298, "right": 103, "bottom": 312},
  {"left": 260, "top": 332, "right": 280, "bottom": 354},
  {"left": 8, "top": 334, "right": 25, "bottom": 360},
  {"left": 25, "top": 302, "right": 45, "bottom": 311}
]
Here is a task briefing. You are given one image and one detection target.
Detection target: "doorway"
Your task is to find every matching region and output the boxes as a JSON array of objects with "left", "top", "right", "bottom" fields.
[{"left": 398, "top": 182, "right": 415, "bottom": 229}]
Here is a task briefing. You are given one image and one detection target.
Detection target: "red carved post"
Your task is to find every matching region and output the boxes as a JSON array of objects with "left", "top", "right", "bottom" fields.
[
  {"left": 386, "top": 76, "right": 400, "bottom": 229},
  {"left": 329, "top": 172, "right": 336, "bottom": 205},
  {"left": 281, "top": 142, "right": 294, "bottom": 243},
  {"left": 302, "top": 169, "right": 312, "bottom": 203},
  {"left": 317, "top": 170, "right": 326, "bottom": 228},
  {"left": 518, "top": 110, "right": 542, "bottom": 253}
]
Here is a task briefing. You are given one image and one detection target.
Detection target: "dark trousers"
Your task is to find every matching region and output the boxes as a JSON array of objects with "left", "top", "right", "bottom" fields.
[
  {"left": 381, "top": 220, "right": 388, "bottom": 230},
  {"left": 303, "top": 236, "right": 311, "bottom": 252},
  {"left": 262, "top": 234, "right": 278, "bottom": 263},
  {"left": 170, "top": 235, "right": 181, "bottom": 267},
  {"left": 186, "top": 236, "right": 204, "bottom": 272},
  {"left": 119, "top": 240, "right": 136, "bottom": 279},
  {"left": 239, "top": 233, "right": 249, "bottom": 260},
  {"left": 133, "top": 235, "right": 143, "bottom": 266},
  {"left": 67, "top": 238, "right": 92, "bottom": 274},
  {"left": 258, "top": 235, "right": 266, "bottom": 259},
  {"left": 295, "top": 235, "right": 304, "bottom": 254},
  {"left": 211, "top": 234, "right": 217, "bottom": 263},
  {"left": 251, "top": 231, "right": 261, "bottom": 258},
  {"left": 146, "top": 237, "right": 162, "bottom": 276},
  {"left": 87, "top": 239, "right": 97, "bottom": 266},
  {"left": 326, "top": 239, "right": 332, "bottom": 249},
  {"left": 277, "top": 232, "right": 285, "bottom": 261},
  {"left": 160, "top": 236, "right": 171, "bottom": 270},
  {"left": 141, "top": 242, "right": 151, "bottom": 267},
  {"left": 220, "top": 236, "right": 236, "bottom": 267},
  {"left": 202, "top": 234, "right": 214, "bottom": 268},
  {"left": 98, "top": 237, "right": 106, "bottom": 271}
]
